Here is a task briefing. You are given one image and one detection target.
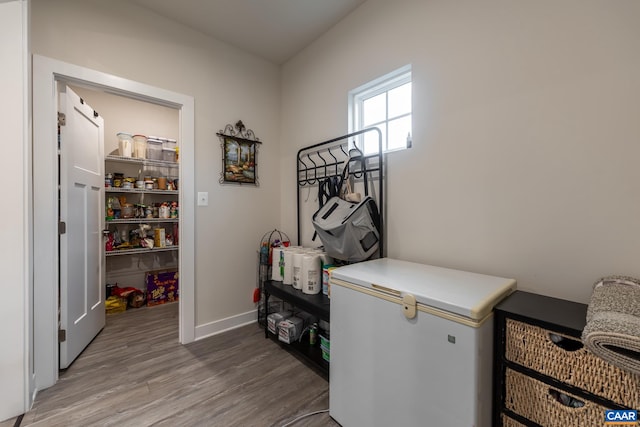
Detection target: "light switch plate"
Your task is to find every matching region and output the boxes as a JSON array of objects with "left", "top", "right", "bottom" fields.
[{"left": 197, "top": 192, "right": 208, "bottom": 206}]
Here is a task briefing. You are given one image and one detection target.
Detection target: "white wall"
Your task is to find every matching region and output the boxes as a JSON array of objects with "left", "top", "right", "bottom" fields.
[
  {"left": 31, "top": 0, "right": 281, "bottom": 330},
  {"left": 282, "top": 0, "right": 640, "bottom": 303},
  {"left": 71, "top": 86, "right": 180, "bottom": 157},
  {"left": 0, "top": 0, "right": 29, "bottom": 421}
]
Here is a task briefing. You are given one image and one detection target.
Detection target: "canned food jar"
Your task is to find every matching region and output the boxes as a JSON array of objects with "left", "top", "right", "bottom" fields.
[
  {"left": 121, "top": 204, "right": 134, "bottom": 219},
  {"left": 157, "top": 177, "right": 167, "bottom": 190}
]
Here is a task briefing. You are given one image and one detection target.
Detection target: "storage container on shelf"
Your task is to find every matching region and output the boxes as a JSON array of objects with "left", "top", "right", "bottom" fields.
[
  {"left": 162, "top": 148, "right": 176, "bottom": 162},
  {"left": 116, "top": 132, "right": 133, "bottom": 157},
  {"left": 157, "top": 177, "right": 167, "bottom": 190},
  {"left": 163, "top": 138, "right": 177, "bottom": 150},
  {"left": 146, "top": 137, "right": 163, "bottom": 160},
  {"left": 132, "top": 134, "right": 147, "bottom": 159}
]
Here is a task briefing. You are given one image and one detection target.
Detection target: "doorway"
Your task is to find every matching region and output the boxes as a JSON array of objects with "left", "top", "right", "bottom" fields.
[{"left": 32, "top": 55, "right": 195, "bottom": 395}]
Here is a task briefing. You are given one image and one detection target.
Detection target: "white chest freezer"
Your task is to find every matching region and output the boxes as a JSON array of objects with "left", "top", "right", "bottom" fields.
[{"left": 329, "top": 258, "right": 516, "bottom": 427}]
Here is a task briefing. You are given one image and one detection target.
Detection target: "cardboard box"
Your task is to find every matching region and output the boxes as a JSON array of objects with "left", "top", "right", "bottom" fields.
[
  {"left": 278, "top": 317, "right": 304, "bottom": 344},
  {"left": 146, "top": 269, "right": 179, "bottom": 306},
  {"left": 267, "top": 311, "right": 292, "bottom": 335}
]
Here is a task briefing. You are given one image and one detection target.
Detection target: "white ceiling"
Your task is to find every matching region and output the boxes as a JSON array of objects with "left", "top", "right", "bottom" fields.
[{"left": 130, "top": 0, "right": 367, "bottom": 65}]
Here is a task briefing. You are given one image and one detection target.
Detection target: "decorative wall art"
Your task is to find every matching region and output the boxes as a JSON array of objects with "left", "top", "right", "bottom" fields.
[{"left": 217, "top": 120, "right": 262, "bottom": 186}]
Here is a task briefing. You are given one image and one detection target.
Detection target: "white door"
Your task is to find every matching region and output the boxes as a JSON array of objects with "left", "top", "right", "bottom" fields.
[{"left": 59, "top": 85, "right": 105, "bottom": 369}]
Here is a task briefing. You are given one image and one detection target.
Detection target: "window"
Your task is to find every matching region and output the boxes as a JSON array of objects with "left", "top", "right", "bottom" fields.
[{"left": 349, "top": 65, "right": 412, "bottom": 155}]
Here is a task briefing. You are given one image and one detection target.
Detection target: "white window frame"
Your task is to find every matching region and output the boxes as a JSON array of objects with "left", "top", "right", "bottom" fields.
[{"left": 348, "top": 64, "right": 412, "bottom": 154}]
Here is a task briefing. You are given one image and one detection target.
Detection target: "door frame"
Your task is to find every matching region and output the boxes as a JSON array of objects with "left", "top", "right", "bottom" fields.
[{"left": 33, "top": 54, "right": 195, "bottom": 391}]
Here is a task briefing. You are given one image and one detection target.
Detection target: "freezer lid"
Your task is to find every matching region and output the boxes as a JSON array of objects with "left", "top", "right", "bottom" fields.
[{"left": 331, "top": 258, "right": 516, "bottom": 320}]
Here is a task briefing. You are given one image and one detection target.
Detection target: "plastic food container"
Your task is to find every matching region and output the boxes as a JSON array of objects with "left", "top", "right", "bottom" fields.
[
  {"left": 163, "top": 138, "right": 177, "bottom": 150},
  {"left": 162, "top": 148, "right": 176, "bottom": 162},
  {"left": 132, "top": 135, "right": 147, "bottom": 159},
  {"left": 146, "top": 138, "right": 163, "bottom": 160},
  {"left": 117, "top": 133, "right": 133, "bottom": 157}
]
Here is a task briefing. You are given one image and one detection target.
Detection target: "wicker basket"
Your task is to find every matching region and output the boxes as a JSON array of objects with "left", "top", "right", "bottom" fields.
[
  {"left": 505, "top": 318, "right": 640, "bottom": 408},
  {"left": 505, "top": 368, "right": 608, "bottom": 426},
  {"left": 501, "top": 413, "right": 527, "bottom": 427}
]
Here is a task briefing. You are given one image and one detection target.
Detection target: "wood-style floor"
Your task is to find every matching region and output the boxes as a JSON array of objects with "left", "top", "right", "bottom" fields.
[{"left": 8, "top": 303, "right": 339, "bottom": 427}]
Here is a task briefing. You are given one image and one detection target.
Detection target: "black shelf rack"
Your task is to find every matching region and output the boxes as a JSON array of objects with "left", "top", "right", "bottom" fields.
[
  {"left": 265, "top": 280, "right": 330, "bottom": 322},
  {"left": 260, "top": 128, "right": 385, "bottom": 379}
]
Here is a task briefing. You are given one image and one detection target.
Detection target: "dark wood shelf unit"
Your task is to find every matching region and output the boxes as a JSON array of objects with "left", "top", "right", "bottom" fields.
[
  {"left": 493, "top": 290, "right": 634, "bottom": 427},
  {"left": 493, "top": 290, "right": 587, "bottom": 335}
]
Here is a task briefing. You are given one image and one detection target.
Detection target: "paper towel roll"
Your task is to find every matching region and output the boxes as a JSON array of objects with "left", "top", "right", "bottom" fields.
[
  {"left": 271, "top": 247, "right": 286, "bottom": 281},
  {"left": 292, "top": 252, "right": 305, "bottom": 290},
  {"left": 283, "top": 249, "right": 296, "bottom": 285},
  {"left": 302, "top": 254, "right": 322, "bottom": 295}
]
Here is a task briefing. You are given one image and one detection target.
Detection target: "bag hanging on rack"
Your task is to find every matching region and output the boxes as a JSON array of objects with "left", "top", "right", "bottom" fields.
[
  {"left": 311, "top": 195, "right": 380, "bottom": 262},
  {"left": 342, "top": 176, "right": 362, "bottom": 203},
  {"left": 340, "top": 148, "right": 365, "bottom": 203}
]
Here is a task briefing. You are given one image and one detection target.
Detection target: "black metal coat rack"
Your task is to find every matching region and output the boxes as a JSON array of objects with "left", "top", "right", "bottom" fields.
[{"left": 296, "top": 127, "right": 384, "bottom": 259}]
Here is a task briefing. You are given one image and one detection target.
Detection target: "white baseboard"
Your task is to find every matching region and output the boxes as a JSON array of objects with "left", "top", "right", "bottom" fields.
[{"left": 194, "top": 309, "right": 257, "bottom": 341}]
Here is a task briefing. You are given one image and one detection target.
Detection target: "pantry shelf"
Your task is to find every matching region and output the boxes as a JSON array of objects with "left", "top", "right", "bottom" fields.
[
  {"left": 105, "top": 188, "right": 179, "bottom": 195},
  {"left": 105, "top": 246, "right": 179, "bottom": 257},
  {"left": 107, "top": 218, "right": 178, "bottom": 224},
  {"left": 105, "top": 154, "right": 179, "bottom": 168},
  {"left": 106, "top": 131, "right": 180, "bottom": 311}
]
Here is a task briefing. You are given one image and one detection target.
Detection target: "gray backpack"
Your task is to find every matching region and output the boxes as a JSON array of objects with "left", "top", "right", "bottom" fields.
[{"left": 312, "top": 196, "right": 380, "bottom": 262}]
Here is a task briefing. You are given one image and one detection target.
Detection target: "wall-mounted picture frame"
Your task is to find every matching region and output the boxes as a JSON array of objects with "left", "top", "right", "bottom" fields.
[{"left": 217, "top": 120, "right": 262, "bottom": 186}]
